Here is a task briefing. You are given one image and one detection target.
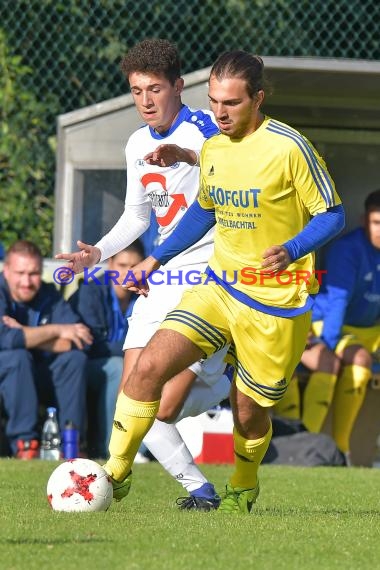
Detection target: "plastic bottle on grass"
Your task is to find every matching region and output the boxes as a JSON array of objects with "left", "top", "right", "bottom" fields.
[
  {"left": 40, "top": 407, "right": 61, "bottom": 460},
  {"left": 62, "top": 420, "right": 79, "bottom": 459}
]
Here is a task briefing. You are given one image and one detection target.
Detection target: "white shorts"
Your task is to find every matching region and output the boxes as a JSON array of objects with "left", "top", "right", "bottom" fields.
[{"left": 123, "top": 266, "right": 229, "bottom": 386}]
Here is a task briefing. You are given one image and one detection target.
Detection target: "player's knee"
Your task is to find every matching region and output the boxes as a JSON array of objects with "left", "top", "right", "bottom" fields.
[
  {"left": 156, "top": 410, "right": 177, "bottom": 423},
  {"left": 156, "top": 401, "right": 180, "bottom": 422},
  {"left": 342, "top": 345, "right": 371, "bottom": 368},
  {"left": 133, "top": 352, "right": 161, "bottom": 383}
]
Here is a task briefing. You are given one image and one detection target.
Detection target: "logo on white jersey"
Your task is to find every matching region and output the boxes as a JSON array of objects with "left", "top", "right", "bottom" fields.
[{"left": 141, "top": 172, "right": 188, "bottom": 227}]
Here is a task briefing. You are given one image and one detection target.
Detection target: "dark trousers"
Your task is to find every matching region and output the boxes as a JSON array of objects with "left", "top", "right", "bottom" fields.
[{"left": 0, "top": 348, "right": 87, "bottom": 454}]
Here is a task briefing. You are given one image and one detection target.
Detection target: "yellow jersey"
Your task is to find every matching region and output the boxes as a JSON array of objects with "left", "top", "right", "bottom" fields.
[{"left": 198, "top": 116, "right": 341, "bottom": 316}]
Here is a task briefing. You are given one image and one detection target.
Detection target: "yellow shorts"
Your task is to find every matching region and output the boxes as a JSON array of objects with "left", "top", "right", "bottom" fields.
[
  {"left": 311, "top": 321, "right": 380, "bottom": 355},
  {"left": 160, "top": 282, "right": 311, "bottom": 407}
]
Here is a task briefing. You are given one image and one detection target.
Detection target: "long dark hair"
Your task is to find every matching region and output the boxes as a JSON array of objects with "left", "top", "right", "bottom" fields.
[{"left": 210, "top": 50, "right": 265, "bottom": 98}]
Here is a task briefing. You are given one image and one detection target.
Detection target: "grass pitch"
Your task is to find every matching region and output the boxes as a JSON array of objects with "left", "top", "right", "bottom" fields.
[{"left": 1, "top": 460, "right": 380, "bottom": 570}]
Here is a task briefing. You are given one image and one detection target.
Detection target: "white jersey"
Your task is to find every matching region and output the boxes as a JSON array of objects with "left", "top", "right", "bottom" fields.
[{"left": 96, "top": 105, "right": 218, "bottom": 268}]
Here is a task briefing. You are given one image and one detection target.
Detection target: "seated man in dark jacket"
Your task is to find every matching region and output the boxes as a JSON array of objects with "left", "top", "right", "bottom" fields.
[
  {"left": 0, "top": 240, "right": 92, "bottom": 458},
  {"left": 70, "top": 241, "right": 143, "bottom": 458}
]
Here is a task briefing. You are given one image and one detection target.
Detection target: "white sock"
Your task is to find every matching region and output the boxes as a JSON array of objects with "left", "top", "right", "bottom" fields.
[
  {"left": 175, "top": 374, "right": 231, "bottom": 422},
  {"left": 143, "top": 419, "right": 208, "bottom": 493}
]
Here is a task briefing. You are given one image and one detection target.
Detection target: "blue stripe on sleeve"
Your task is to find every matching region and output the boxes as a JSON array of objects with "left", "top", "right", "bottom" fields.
[{"left": 284, "top": 205, "right": 345, "bottom": 262}]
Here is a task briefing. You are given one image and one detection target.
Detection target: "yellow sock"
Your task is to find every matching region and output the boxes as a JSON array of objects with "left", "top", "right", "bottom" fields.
[
  {"left": 274, "top": 376, "right": 300, "bottom": 419},
  {"left": 302, "top": 371, "right": 337, "bottom": 432},
  {"left": 104, "top": 392, "right": 160, "bottom": 481},
  {"left": 230, "top": 422, "right": 272, "bottom": 489},
  {"left": 332, "top": 365, "right": 371, "bottom": 453}
]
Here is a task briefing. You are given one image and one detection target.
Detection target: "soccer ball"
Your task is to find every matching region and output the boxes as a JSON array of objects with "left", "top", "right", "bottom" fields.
[{"left": 47, "top": 458, "right": 113, "bottom": 512}]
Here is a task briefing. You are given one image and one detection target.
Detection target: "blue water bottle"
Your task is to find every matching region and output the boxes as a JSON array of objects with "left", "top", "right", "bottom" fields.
[{"left": 62, "top": 420, "right": 79, "bottom": 459}]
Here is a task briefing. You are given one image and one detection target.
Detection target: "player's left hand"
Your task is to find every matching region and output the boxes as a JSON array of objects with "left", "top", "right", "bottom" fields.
[{"left": 261, "top": 245, "right": 291, "bottom": 273}]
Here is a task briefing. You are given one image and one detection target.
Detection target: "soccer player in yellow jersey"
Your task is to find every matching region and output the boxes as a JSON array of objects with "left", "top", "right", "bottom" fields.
[{"left": 103, "top": 50, "right": 345, "bottom": 513}]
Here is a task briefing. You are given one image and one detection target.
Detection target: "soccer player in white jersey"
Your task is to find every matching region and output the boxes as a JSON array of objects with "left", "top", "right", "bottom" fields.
[
  {"left": 56, "top": 39, "right": 231, "bottom": 510},
  {"left": 99, "top": 50, "right": 345, "bottom": 513}
]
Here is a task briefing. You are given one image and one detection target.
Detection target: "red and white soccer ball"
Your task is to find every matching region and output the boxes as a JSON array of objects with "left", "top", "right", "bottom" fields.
[{"left": 47, "top": 458, "right": 113, "bottom": 512}]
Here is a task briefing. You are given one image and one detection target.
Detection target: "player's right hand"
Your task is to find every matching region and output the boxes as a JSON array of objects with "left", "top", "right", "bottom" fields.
[
  {"left": 55, "top": 240, "right": 101, "bottom": 274},
  {"left": 122, "top": 255, "right": 161, "bottom": 296}
]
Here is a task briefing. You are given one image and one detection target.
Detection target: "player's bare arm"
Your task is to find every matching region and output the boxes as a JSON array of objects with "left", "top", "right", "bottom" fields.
[
  {"left": 261, "top": 245, "right": 292, "bottom": 273},
  {"left": 55, "top": 240, "right": 101, "bottom": 274},
  {"left": 144, "top": 144, "right": 198, "bottom": 167}
]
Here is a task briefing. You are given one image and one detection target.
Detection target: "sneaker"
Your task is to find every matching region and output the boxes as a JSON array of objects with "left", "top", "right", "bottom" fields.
[
  {"left": 218, "top": 481, "right": 260, "bottom": 514},
  {"left": 15, "top": 439, "right": 39, "bottom": 460},
  {"left": 108, "top": 471, "right": 133, "bottom": 502},
  {"left": 176, "top": 482, "right": 221, "bottom": 511}
]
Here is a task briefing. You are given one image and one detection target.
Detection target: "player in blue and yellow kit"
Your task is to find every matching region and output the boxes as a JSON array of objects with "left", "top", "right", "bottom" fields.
[
  {"left": 103, "top": 50, "right": 345, "bottom": 513},
  {"left": 299, "top": 189, "right": 380, "bottom": 463}
]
